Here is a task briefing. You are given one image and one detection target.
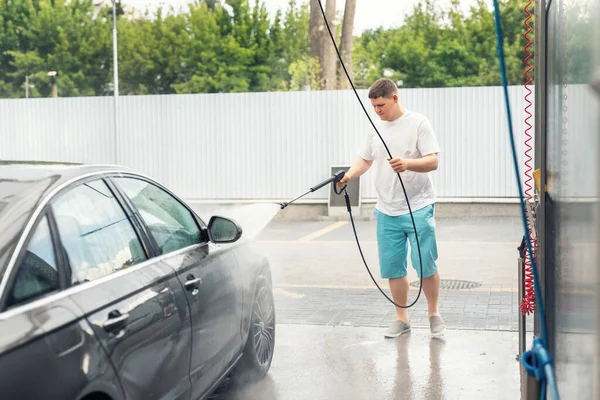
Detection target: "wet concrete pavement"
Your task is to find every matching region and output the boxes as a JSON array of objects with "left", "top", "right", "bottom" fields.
[
  {"left": 211, "top": 325, "right": 522, "bottom": 400},
  {"left": 253, "top": 216, "right": 534, "bottom": 333},
  {"left": 191, "top": 207, "right": 530, "bottom": 399}
]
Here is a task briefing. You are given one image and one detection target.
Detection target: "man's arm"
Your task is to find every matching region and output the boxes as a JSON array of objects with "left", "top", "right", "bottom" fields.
[
  {"left": 339, "top": 156, "right": 373, "bottom": 186},
  {"left": 408, "top": 153, "right": 438, "bottom": 172},
  {"left": 412, "top": 118, "right": 440, "bottom": 173},
  {"left": 388, "top": 153, "right": 438, "bottom": 173}
]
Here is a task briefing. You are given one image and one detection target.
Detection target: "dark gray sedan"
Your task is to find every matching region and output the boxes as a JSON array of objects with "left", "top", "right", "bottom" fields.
[{"left": 0, "top": 161, "right": 276, "bottom": 400}]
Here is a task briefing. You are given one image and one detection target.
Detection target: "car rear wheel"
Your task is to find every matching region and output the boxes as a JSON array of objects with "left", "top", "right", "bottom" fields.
[{"left": 231, "top": 275, "right": 275, "bottom": 385}]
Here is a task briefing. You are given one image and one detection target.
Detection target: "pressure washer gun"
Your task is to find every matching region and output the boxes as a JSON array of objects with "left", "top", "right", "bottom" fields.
[{"left": 280, "top": 170, "right": 347, "bottom": 210}]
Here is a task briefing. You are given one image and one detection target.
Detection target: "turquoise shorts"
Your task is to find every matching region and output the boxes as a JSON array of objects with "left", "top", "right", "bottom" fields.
[{"left": 374, "top": 204, "right": 438, "bottom": 279}]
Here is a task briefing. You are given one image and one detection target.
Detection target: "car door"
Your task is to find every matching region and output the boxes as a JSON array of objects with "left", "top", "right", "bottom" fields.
[
  {"left": 0, "top": 211, "right": 124, "bottom": 400},
  {"left": 111, "top": 175, "right": 242, "bottom": 399},
  {"left": 49, "top": 177, "right": 193, "bottom": 400}
]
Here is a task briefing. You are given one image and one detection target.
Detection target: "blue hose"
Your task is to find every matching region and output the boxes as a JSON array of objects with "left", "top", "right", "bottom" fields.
[{"left": 491, "top": 1, "right": 560, "bottom": 399}]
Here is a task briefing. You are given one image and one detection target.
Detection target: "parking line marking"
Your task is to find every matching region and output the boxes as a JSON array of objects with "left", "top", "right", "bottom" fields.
[
  {"left": 273, "top": 288, "right": 305, "bottom": 299},
  {"left": 296, "top": 221, "right": 349, "bottom": 242}
]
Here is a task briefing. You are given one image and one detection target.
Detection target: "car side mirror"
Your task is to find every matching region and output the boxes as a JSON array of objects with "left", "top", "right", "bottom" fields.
[{"left": 207, "top": 216, "right": 243, "bottom": 243}]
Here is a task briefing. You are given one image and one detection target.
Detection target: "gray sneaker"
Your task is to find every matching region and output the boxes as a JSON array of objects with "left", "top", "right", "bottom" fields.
[
  {"left": 384, "top": 320, "right": 411, "bottom": 338},
  {"left": 429, "top": 316, "right": 446, "bottom": 337}
]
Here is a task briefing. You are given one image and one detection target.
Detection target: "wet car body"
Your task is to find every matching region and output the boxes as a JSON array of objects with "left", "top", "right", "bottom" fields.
[{"left": 0, "top": 161, "right": 276, "bottom": 400}]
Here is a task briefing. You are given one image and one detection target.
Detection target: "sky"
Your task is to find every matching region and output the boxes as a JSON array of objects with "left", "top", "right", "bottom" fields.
[{"left": 119, "top": 0, "right": 489, "bottom": 34}]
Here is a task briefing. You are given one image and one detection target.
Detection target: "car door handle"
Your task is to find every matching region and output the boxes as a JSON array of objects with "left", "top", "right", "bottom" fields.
[
  {"left": 103, "top": 311, "right": 129, "bottom": 333},
  {"left": 184, "top": 277, "right": 202, "bottom": 290}
]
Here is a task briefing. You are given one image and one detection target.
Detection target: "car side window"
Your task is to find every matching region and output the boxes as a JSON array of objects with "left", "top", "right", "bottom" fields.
[
  {"left": 7, "top": 215, "right": 59, "bottom": 307},
  {"left": 113, "top": 177, "right": 202, "bottom": 255},
  {"left": 52, "top": 179, "right": 148, "bottom": 285}
]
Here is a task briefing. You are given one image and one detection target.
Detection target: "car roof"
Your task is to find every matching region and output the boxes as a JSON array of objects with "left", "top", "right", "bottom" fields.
[
  {"left": 0, "top": 160, "right": 128, "bottom": 183},
  {"left": 0, "top": 161, "right": 132, "bottom": 213},
  {"left": 0, "top": 161, "right": 135, "bottom": 279}
]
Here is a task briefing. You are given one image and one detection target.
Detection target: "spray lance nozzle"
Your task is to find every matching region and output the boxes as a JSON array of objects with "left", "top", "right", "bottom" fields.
[{"left": 280, "top": 170, "right": 347, "bottom": 209}]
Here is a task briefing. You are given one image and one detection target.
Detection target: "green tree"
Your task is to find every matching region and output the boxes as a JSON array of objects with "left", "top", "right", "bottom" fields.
[
  {"left": 170, "top": 2, "right": 228, "bottom": 93},
  {"left": 352, "top": 0, "right": 530, "bottom": 88},
  {"left": 272, "top": 0, "right": 311, "bottom": 89},
  {"left": 1, "top": 0, "right": 593, "bottom": 97},
  {"left": 1, "top": 0, "right": 112, "bottom": 97}
]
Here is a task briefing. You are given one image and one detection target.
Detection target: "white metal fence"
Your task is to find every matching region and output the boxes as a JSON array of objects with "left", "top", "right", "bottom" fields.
[{"left": 0, "top": 85, "right": 595, "bottom": 201}]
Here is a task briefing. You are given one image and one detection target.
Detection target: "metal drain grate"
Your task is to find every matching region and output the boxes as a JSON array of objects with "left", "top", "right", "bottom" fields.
[{"left": 410, "top": 279, "right": 481, "bottom": 290}]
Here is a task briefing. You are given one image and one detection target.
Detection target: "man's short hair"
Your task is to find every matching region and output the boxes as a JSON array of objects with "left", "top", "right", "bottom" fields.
[{"left": 368, "top": 78, "right": 398, "bottom": 99}]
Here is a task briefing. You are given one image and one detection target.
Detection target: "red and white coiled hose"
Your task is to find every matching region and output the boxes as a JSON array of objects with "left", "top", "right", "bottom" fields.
[{"left": 520, "top": 0, "right": 537, "bottom": 316}]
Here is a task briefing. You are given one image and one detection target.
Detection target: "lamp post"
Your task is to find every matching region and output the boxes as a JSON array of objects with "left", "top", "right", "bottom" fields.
[
  {"left": 48, "top": 71, "right": 58, "bottom": 98},
  {"left": 111, "top": 0, "right": 119, "bottom": 164}
]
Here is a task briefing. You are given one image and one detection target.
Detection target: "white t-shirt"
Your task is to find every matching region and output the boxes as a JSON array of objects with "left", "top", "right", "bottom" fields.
[{"left": 359, "top": 110, "right": 440, "bottom": 216}]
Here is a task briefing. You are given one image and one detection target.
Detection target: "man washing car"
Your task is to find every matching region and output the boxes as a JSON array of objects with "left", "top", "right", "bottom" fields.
[{"left": 338, "top": 78, "right": 446, "bottom": 338}]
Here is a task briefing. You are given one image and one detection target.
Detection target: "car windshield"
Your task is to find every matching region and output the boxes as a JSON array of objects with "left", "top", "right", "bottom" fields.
[
  {"left": 0, "top": 176, "right": 59, "bottom": 286},
  {"left": 0, "top": 242, "right": 16, "bottom": 287},
  {"left": 0, "top": 184, "right": 28, "bottom": 285}
]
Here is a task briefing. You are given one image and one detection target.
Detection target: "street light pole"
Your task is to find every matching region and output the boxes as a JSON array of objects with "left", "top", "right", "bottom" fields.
[
  {"left": 48, "top": 71, "right": 58, "bottom": 97},
  {"left": 112, "top": 0, "right": 119, "bottom": 164}
]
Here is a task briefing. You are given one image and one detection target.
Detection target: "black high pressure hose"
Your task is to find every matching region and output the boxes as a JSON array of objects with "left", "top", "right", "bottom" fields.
[{"left": 316, "top": 0, "right": 424, "bottom": 309}]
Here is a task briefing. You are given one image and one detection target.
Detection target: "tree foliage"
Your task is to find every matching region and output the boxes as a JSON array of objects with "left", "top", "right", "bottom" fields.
[{"left": 0, "top": 0, "right": 593, "bottom": 98}]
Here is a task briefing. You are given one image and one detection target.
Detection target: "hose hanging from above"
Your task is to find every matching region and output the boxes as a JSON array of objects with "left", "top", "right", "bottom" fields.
[{"left": 491, "top": 0, "right": 559, "bottom": 398}]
